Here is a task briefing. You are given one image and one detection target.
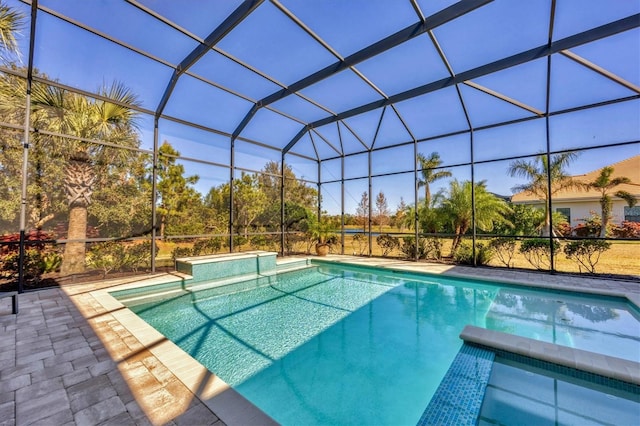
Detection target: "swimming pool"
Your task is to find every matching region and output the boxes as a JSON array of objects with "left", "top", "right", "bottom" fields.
[{"left": 114, "top": 262, "right": 640, "bottom": 425}]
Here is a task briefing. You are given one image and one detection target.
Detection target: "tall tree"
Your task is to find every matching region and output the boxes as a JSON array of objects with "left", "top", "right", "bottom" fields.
[
  {"left": 202, "top": 184, "right": 229, "bottom": 235},
  {"left": 89, "top": 151, "right": 152, "bottom": 238},
  {"left": 233, "top": 172, "right": 267, "bottom": 237},
  {"left": 417, "top": 152, "right": 451, "bottom": 207},
  {"left": 508, "top": 152, "right": 580, "bottom": 236},
  {"left": 0, "top": 0, "right": 23, "bottom": 62},
  {"left": 583, "top": 166, "right": 637, "bottom": 237},
  {"left": 155, "top": 141, "right": 202, "bottom": 238},
  {"left": 375, "top": 191, "right": 389, "bottom": 232},
  {"left": 394, "top": 197, "right": 407, "bottom": 232},
  {"left": 356, "top": 191, "right": 369, "bottom": 232},
  {"left": 257, "top": 161, "right": 317, "bottom": 231},
  {"left": 1, "top": 73, "right": 150, "bottom": 240},
  {"left": 31, "top": 82, "right": 142, "bottom": 273},
  {"left": 440, "top": 179, "right": 512, "bottom": 254}
]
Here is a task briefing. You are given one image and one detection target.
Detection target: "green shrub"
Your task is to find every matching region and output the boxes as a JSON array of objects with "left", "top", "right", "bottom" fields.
[
  {"left": 86, "top": 240, "right": 161, "bottom": 277},
  {"left": 351, "top": 233, "right": 368, "bottom": 255},
  {"left": 563, "top": 239, "right": 611, "bottom": 274},
  {"left": 1, "top": 249, "right": 46, "bottom": 281},
  {"left": 171, "top": 246, "right": 194, "bottom": 261},
  {"left": 86, "top": 242, "right": 127, "bottom": 278},
  {"left": 399, "top": 236, "right": 442, "bottom": 260},
  {"left": 40, "top": 251, "right": 62, "bottom": 273},
  {"left": 193, "top": 237, "right": 223, "bottom": 255},
  {"left": 325, "top": 234, "right": 339, "bottom": 253},
  {"left": 489, "top": 237, "right": 517, "bottom": 268},
  {"left": 454, "top": 242, "right": 493, "bottom": 265},
  {"left": 519, "top": 238, "right": 560, "bottom": 270},
  {"left": 233, "top": 235, "right": 248, "bottom": 248},
  {"left": 126, "top": 241, "right": 157, "bottom": 273},
  {"left": 400, "top": 236, "right": 422, "bottom": 259},
  {"left": 376, "top": 234, "right": 399, "bottom": 257},
  {"left": 249, "top": 234, "right": 279, "bottom": 251},
  {"left": 424, "top": 237, "right": 443, "bottom": 260}
]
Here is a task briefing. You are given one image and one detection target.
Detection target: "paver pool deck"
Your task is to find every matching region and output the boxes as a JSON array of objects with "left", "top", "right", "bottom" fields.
[{"left": 1, "top": 255, "right": 638, "bottom": 425}]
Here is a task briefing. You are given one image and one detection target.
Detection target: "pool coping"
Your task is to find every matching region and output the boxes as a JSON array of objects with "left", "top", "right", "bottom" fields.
[
  {"left": 84, "top": 255, "right": 639, "bottom": 424},
  {"left": 176, "top": 250, "right": 277, "bottom": 265}
]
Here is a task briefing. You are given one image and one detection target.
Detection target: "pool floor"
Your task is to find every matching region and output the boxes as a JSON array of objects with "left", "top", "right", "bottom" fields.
[{"left": 479, "top": 357, "right": 640, "bottom": 425}]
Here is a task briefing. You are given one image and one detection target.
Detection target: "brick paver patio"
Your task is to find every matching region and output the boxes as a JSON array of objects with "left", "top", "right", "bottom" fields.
[{"left": 0, "top": 283, "right": 222, "bottom": 426}]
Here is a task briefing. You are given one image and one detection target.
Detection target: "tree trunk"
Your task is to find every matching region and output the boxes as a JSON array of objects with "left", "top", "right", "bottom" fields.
[
  {"left": 60, "top": 152, "right": 94, "bottom": 275},
  {"left": 450, "top": 226, "right": 463, "bottom": 256},
  {"left": 600, "top": 199, "right": 611, "bottom": 238},
  {"left": 541, "top": 208, "right": 551, "bottom": 237},
  {"left": 61, "top": 205, "right": 88, "bottom": 275},
  {"left": 159, "top": 214, "right": 166, "bottom": 239}
]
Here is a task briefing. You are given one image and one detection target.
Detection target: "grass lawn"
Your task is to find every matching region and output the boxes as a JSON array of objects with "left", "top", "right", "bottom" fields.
[{"left": 156, "top": 234, "right": 640, "bottom": 278}]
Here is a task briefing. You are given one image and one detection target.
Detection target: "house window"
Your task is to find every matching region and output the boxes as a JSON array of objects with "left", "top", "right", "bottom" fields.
[
  {"left": 556, "top": 208, "right": 571, "bottom": 224},
  {"left": 624, "top": 206, "right": 640, "bottom": 222}
]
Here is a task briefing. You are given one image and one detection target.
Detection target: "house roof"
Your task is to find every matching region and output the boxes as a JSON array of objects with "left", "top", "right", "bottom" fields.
[{"left": 511, "top": 155, "right": 640, "bottom": 203}]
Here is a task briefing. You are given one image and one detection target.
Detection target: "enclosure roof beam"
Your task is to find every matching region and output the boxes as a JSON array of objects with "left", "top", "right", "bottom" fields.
[
  {"left": 463, "top": 81, "right": 544, "bottom": 116},
  {"left": 155, "top": 0, "right": 263, "bottom": 117},
  {"left": 298, "top": 14, "right": 639, "bottom": 133},
  {"left": 260, "top": 0, "right": 493, "bottom": 107},
  {"left": 560, "top": 49, "right": 640, "bottom": 94},
  {"left": 311, "top": 128, "right": 342, "bottom": 156}
]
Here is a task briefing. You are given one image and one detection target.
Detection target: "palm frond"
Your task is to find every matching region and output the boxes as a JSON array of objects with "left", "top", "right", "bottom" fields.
[{"left": 0, "top": 1, "right": 25, "bottom": 61}]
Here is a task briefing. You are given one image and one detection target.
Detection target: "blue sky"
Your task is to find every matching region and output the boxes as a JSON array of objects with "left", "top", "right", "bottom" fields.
[{"left": 5, "top": 0, "right": 640, "bottom": 215}]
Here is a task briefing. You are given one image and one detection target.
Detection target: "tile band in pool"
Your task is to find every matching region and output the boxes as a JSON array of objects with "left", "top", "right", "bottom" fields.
[
  {"left": 417, "top": 344, "right": 495, "bottom": 426},
  {"left": 470, "top": 343, "right": 640, "bottom": 395}
]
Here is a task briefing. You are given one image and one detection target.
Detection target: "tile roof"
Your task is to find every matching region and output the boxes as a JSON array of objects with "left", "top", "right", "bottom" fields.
[{"left": 511, "top": 155, "right": 640, "bottom": 203}]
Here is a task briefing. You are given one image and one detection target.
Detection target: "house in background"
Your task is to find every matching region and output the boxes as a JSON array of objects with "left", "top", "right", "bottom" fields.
[{"left": 511, "top": 155, "right": 640, "bottom": 227}]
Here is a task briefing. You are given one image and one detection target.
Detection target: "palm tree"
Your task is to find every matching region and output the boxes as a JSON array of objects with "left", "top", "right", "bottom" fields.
[
  {"left": 0, "top": 1, "right": 23, "bottom": 61},
  {"left": 31, "top": 82, "right": 141, "bottom": 274},
  {"left": 584, "top": 166, "right": 637, "bottom": 237},
  {"left": 417, "top": 152, "right": 451, "bottom": 207},
  {"left": 508, "top": 152, "right": 580, "bottom": 236},
  {"left": 440, "top": 179, "right": 512, "bottom": 254}
]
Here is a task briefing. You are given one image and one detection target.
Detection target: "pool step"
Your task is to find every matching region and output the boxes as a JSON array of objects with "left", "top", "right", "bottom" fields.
[{"left": 114, "top": 271, "right": 279, "bottom": 307}]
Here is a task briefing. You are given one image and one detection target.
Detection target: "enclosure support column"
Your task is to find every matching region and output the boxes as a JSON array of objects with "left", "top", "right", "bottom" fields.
[
  {"left": 18, "top": 101, "right": 31, "bottom": 294},
  {"left": 368, "top": 151, "right": 373, "bottom": 257},
  {"left": 341, "top": 155, "right": 345, "bottom": 255},
  {"left": 545, "top": 57, "right": 556, "bottom": 273},
  {"left": 280, "top": 154, "right": 285, "bottom": 256},
  {"left": 317, "top": 160, "right": 322, "bottom": 221},
  {"left": 230, "top": 137, "right": 235, "bottom": 252},
  {"left": 151, "top": 118, "right": 159, "bottom": 272},
  {"left": 413, "top": 140, "right": 419, "bottom": 261},
  {"left": 452, "top": 81, "right": 473, "bottom": 265},
  {"left": 470, "top": 129, "right": 476, "bottom": 266},
  {"left": 545, "top": 4, "right": 556, "bottom": 273},
  {"left": 18, "top": 0, "right": 38, "bottom": 294}
]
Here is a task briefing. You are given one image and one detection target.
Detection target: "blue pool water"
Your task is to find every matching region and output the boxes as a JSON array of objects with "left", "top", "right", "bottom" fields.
[{"left": 118, "top": 263, "right": 640, "bottom": 425}]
